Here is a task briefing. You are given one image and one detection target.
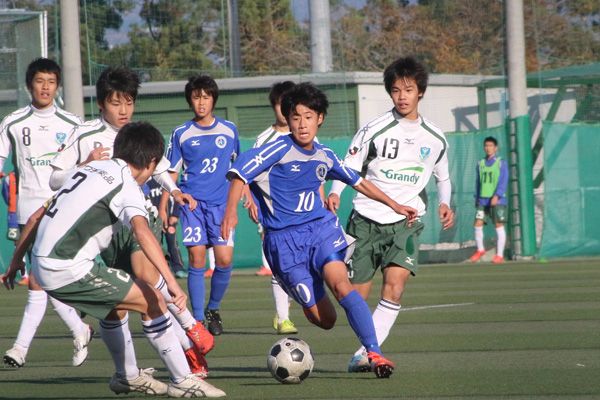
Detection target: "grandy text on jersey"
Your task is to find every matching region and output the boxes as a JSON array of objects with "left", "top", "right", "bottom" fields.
[{"left": 379, "top": 167, "right": 422, "bottom": 184}]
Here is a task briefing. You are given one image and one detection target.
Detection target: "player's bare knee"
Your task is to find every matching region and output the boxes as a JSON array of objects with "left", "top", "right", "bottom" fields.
[{"left": 382, "top": 282, "right": 405, "bottom": 304}]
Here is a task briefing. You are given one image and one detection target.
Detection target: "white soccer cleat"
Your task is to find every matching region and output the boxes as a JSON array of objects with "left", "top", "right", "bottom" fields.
[
  {"left": 3, "top": 346, "right": 27, "bottom": 368},
  {"left": 72, "top": 324, "right": 94, "bottom": 366},
  {"left": 347, "top": 353, "right": 371, "bottom": 373},
  {"left": 109, "top": 368, "right": 168, "bottom": 395},
  {"left": 168, "top": 374, "right": 226, "bottom": 398}
]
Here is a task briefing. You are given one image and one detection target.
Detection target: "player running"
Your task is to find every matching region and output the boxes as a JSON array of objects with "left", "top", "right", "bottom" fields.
[
  {"left": 0, "top": 58, "right": 92, "bottom": 369},
  {"left": 3, "top": 122, "right": 225, "bottom": 397},
  {"left": 49, "top": 66, "right": 213, "bottom": 382},
  {"left": 221, "top": 82, "right": 418, "bottom": 378},
  {"left": 327, "top": 57, "right": 455, "bottom": 372}
]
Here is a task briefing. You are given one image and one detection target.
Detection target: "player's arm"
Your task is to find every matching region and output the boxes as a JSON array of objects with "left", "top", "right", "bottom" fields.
[
  {"left": 221, "top": 177, "right": 245, "bottom": 240},
  {"left": 158, "top": 171, "right": 179, "bottom": 230},
  {"left": 433, "top": 148, "right": 454, "bottom": 230},
  {"left": 491, "top": 159, "right": 509, "bottom": 207},
  {"left": 1, "top": 206, "right": 45, "bottom": 289},
  {"left": 130, "top": 215, "right": 187, "bottom": 311}
]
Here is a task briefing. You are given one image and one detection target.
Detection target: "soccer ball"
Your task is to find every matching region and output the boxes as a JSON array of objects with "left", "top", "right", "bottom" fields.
[{"left": 267, "top": 337, "right": 314, "bottom": 384}]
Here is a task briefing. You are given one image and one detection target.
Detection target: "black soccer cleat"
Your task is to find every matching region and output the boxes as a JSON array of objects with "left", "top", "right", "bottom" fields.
[{"left": 204, "top": 309, "right": 223, "bottom": 336}]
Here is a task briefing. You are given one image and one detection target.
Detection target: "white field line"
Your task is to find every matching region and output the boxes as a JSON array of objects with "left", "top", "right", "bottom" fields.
[{"left": 400, "top": 302, "right": 475, "bottom": 312}]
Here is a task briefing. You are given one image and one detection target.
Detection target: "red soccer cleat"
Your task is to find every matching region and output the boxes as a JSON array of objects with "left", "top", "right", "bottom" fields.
[
  {"left": 367, "top": 351, "right": 394, "bottom": 379},
  {"left": 204, "top": 269, "right": 214, "bottom": 279},
  {"left": 469, "top": 250, "right": 486, "bottom": 262},
  {"left": 184, "top": 347, "right": 209, "bottom": 378},
  {"left": 492, "top": 255, "right": 505, "bottom": 264},
  {"left": 255, "top": 266, "right": 272, "bottom": 276},
  {"left": 186, "top": 322, "right": 214, "bottom": 356}
]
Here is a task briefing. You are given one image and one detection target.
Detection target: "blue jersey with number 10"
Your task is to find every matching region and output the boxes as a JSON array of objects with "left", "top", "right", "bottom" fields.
[
  {"left": 229, "top": 134, "right": 361, "bottom": 231},
  {"left": 167, "top": 117, "right": 240, "bottom": 205}
]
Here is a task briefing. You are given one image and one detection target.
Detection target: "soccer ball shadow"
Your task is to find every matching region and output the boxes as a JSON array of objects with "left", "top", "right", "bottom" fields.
[{"left": 267, "top": 337, "right": 314, "bottom": 384}]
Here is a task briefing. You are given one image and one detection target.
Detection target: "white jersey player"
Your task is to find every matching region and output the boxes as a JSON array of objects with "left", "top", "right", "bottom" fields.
[
  {"left": 328, "top": 57, "right": 455, "bottom": 372},
  {"left": 0, "top": 58, "right": 93, "bottom": 369},
  {"left": 49, "top": 66, "right": 213, "bottom": 380}
]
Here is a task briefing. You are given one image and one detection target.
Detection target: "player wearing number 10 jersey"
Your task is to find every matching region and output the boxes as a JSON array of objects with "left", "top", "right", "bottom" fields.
[
  {"left": 163, "top": 75, "right": 241, "bottom": 336},
  {"left": 222, "top": 82, "right": 418, "bottom": 379}
]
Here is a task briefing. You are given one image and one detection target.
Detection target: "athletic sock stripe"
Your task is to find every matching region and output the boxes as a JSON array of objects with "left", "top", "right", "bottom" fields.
[
  {"left": 155, "top": 278, "right": 166, "bottom": 291},
  {"left": 143, "top": 317, "right": 172, "bottom": 333},
  {"left": 378, "top": 299, "right": 401, "bottom": 311}
]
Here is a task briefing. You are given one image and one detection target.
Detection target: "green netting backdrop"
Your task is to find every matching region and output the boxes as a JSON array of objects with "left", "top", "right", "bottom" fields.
[{"left": 539, "top": 121, "right": 600, "bottom": 258}]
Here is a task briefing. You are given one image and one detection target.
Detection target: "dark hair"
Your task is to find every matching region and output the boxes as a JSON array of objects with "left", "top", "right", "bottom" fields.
[
  {"left": 269, "top": 81, "right": 296, "bottom": 108},
  {"left": 484, "top": 136, "right": 498, "bottom": 146},
  {"left": 185, "top": 75, "right": 219, "bottom": 107},
  {"left": 113, "top": 122, "right": 164, "bottom": 170},
  {"left": 96, "top": 66, "right": 140, "bottom": 105},
  {"left": 383, "top": 57, "right": 428, "bottom": 98},
  {"left": 26, "top": 58, "right": 61, "bottom": 89},
  {"left": 280, "top": 82, "right": 329, "bottom": 120}
]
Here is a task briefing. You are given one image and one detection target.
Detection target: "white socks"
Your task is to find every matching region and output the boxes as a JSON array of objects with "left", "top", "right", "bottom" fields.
[
  {"left": 261, "top": 248, "right": 270, "bottom": 270},
  {"left": 48, "top": 296, "right": 88, "bottom": 337},
  {"left": 14, "top": 289, "right": 47, "bottom": 352},
  {"left": 153, "top": 277, "right": 194, "bottom": 350},
  {"left": 100, "top": 314, "right": 139, "bottom": 380},
  {"left": 474, "top": 226, "right": 484, "bottom": 251},
  {"left": 272, "top": 278, "right": 290, "bottom": 323},
  {"left": 142, "top": 313, "right": 190, "bottom": 383},
  {"left": 354, "top": 299, "right": 401, "bottom": 356},
  {"left": 208, "top": 248, "right": 216, "bottom": 271},
  {"left": 496, "top": 226, "right": 506, "bottom": 256}
]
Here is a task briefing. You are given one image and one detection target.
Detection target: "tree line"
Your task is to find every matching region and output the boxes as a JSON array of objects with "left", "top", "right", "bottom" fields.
[{"left": 9, "top": 0, "right": 600, "bottom": 81}]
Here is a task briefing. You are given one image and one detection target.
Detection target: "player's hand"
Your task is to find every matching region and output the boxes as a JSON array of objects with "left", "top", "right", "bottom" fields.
[
  {"left": 491, "top": 195, "right": 499, "bottom": 207},
  {"left": 439, "top": 203, "right": 454, "bottom": 230},
  {"left": 166, "top": 282, "right": 188, "bottom": 312},
  {"left": 83, "top": 147, "right": 110, "bottom": 164},
  {"left": 172, "top": 190, "right": 197, "bottom": 211},
  {"left": 392, "top": 203, "right": 418, "bottom": 225},
  {"left": 326, "top": 193, "right": 340, "bottom": 214},
  {"left": 247, "top": 201, "right": 259, "bottom": 223},
  {"left": 221, "top": 211, "right": 238, "bottom": 241},
  {"left": 166, "top": 216, "right": 179, "bottom": 234},
  {"left": 2, "top": 259, "right": 25, "bottom": 290},
  {"left": 159, "top": 207, "right": 169, "bottom": 232}
]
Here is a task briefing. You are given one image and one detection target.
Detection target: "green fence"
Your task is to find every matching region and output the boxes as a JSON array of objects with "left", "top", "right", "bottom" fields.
[{"left": 539, "top": 121, "right": 600, "bottom": 258}]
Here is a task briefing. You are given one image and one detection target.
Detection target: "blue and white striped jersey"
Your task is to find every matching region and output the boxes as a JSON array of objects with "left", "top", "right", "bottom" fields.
[
  {"left": 229, "top": 134, "right": 361, "bottom": 230},
  {"left": 167, "top": 117, "right": 240, "bottom": 205}
]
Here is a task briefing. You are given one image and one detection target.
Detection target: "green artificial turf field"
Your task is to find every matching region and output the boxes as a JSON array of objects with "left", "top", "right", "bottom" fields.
[{"left": 1, "top": 259, "right": 600, "bottom": 399}]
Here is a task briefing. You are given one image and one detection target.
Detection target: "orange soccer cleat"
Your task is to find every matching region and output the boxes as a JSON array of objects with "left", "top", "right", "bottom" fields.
[
  {"left": 186, "top": 322, "right": 214, "bottom": 356},
  {"left": 469, "top": 250, "right": 486, "bottom": 262},
  {"left": 367, "top": 351, "right": 395, "bottom": 379}
]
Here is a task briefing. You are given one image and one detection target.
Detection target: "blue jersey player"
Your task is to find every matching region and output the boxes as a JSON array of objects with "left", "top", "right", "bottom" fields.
[
  {"left": 161, "top": 75, "right": 243, "bottom": 337},
  {"left": 221, "top": 83, "right": 417, "bottom": 379}
]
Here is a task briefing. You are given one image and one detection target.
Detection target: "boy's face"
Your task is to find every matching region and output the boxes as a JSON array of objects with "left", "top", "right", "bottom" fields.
[
  {"left": 288, "top": 104, "right": 323, "bottom": 150},
  {"left": 191, "top": 89, "right": 214, "bottom": 122},
  {"left": 99, "top": 92, "right": 134, "bottom": 129},
  {"left": 484, "top": 141, "right": 497, "bottom": 157},
  {"left": 389, "top": 77, "right": 421, "bottom": 120},
  {"left": 274, "top": 102, "right": 287, "bottom": 128},
  {"left": 29, "top": 71, "right": 58, "bottom": 109}
]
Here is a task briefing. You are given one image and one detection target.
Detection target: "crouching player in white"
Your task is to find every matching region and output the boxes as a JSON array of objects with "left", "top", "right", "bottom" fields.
[
  {"left": 3, "top": 122, "right": 225, "bottom": 397},
  {"left": 222, "top": 83, "right": 418, "bottom": 379}
]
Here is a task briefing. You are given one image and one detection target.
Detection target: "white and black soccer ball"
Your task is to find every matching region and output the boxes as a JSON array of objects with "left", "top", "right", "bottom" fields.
[{"left": 267, "top": 337, "right": 314, "bottom": 384}]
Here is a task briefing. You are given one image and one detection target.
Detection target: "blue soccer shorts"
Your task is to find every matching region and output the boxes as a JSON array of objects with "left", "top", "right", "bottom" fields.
[
  {"left": 179, "top": 200, "right": 234, "bottom": 247},
  {"left": 263, "top": 214, "right": 347, "bottom": 308}
]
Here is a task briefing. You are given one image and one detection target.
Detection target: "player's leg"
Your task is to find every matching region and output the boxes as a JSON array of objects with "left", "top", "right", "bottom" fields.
[
  {"left": 271, "top": 275, "right": 297, "bottom": 334},
  {"left": 203, "top": 203, "right": 234, "bottom": 336},
  {"left": 492, "top": 205, "right": 507, "bottom": 263},
  {"left": 47, "top": 295, "right": 93, "bottom": 366},
  {"left": 120, "top": 278, "right": 225, "bottom": 397},
  {"left": 3, "top": 278, "right": 47, "bottom": 368},
  {"left": 471, "top": 206, "right": 487, "bottom": 261},
  {"left": 206, "top": 247, "right": 215, "bottom": 278},
  {"left": 322, "top": 259, "right": 394, "bottom": 378}
]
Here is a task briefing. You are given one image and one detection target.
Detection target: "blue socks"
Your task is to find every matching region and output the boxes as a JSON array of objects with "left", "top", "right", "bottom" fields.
[
  {"left": 207, "top": 265, "right": 232, "bottom": 310},
  {"left": 339, "top": 290, "right": 382, "bottom": 354},
  {"left": 187, "top": 266, "right": 206, "bottom": 321}
]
